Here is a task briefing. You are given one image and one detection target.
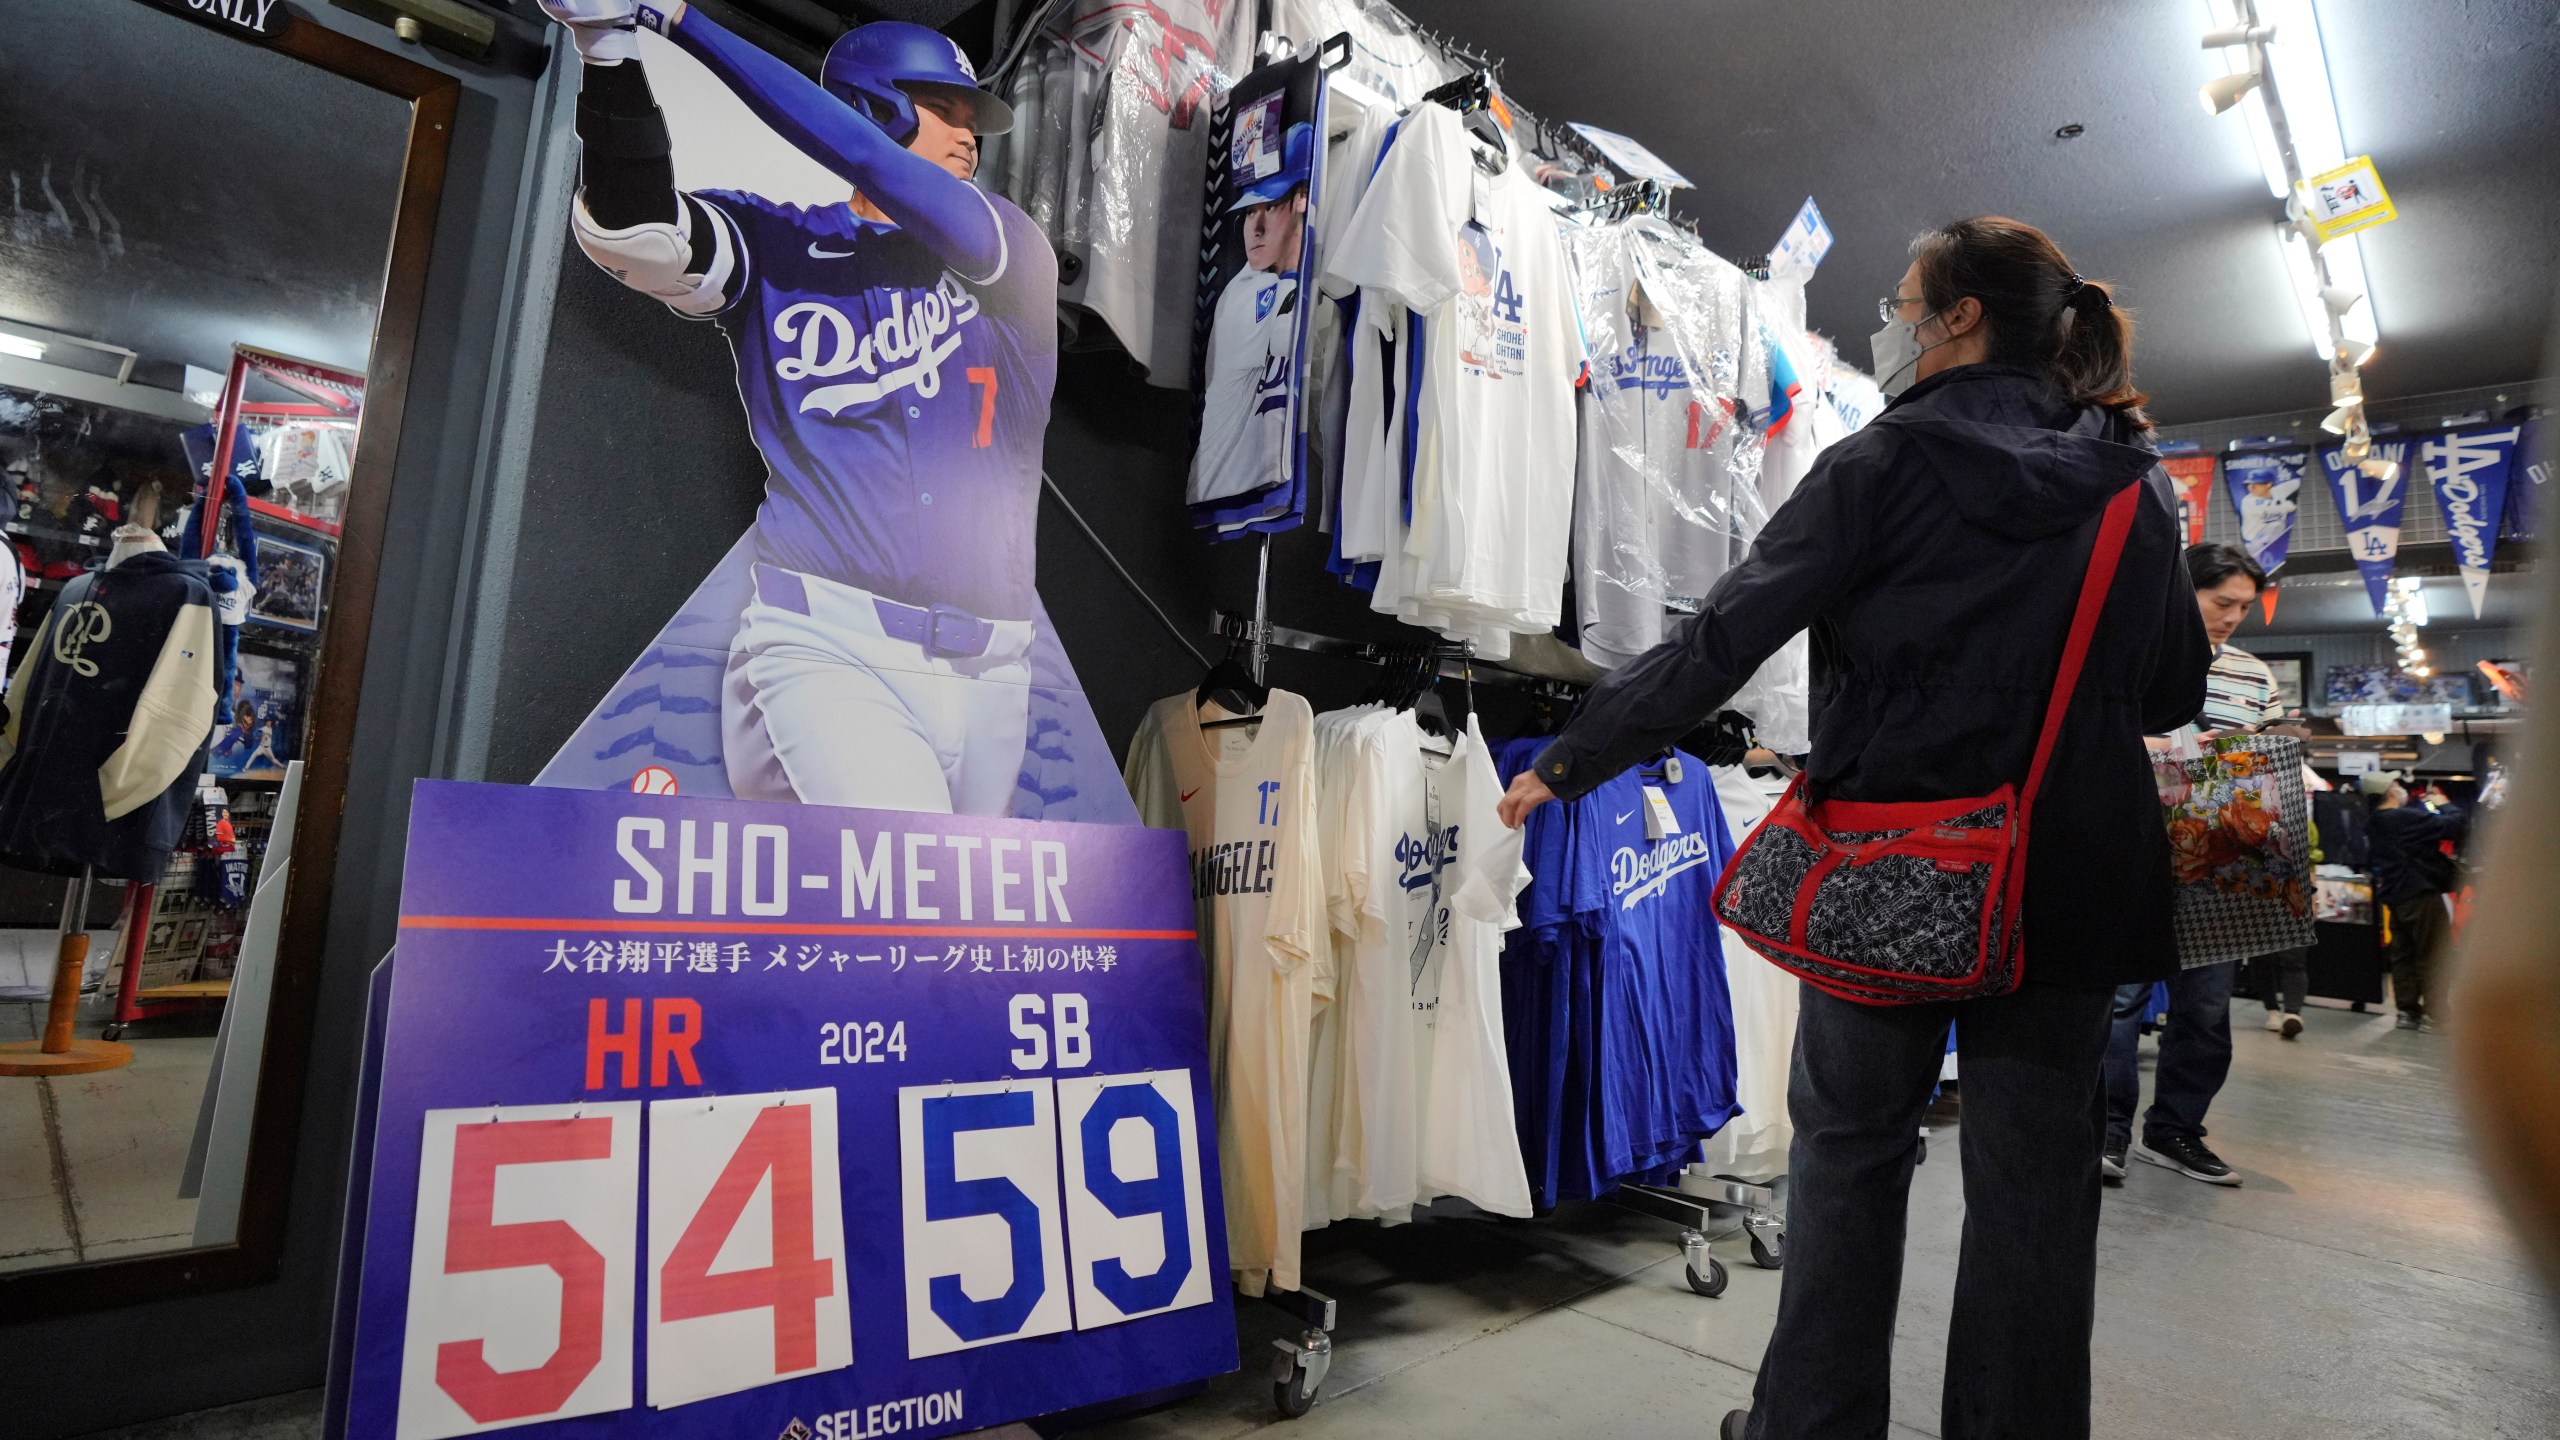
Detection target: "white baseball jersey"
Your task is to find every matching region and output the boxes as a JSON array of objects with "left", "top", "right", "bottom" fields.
[
  {"left": 1566, "top": 219, "right": 1756, "bottom": 668},
  {"left": 1190, "top": 267, "right": 1300, "bottom": 506},
  {"left": 1325, "top": 103, "right": 1584, "bottom": 643},
  {"left": 1327, "top": 711, "right": 1531, "bottom": 1222},
  {"left": 1123, "top": 688, "right": 1327, "bottom": 1295}
]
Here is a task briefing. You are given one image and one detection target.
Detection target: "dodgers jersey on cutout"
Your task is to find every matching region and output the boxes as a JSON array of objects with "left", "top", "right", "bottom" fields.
[{"left": 698, "top": 189, "right": 1056, "bottom": 621}]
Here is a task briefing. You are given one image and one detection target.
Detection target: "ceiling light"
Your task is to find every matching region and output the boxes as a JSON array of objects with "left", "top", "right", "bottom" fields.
[
  {"left": 2320, "top": 281, "right": 2364, "bottom": 317},
  {"left": 2338, "top": 336, "right": 2375, "bottom": 368},
  {"left": 2360, "top": 456, "right": 2401, "bottom": 483},
  {"left": 2199, "top": 69, "right": 2263, "bottom": 116},
  {"left": 0, "top": 334, "right": 46, "bottom": 362},
  {"left": 2321, "top": 402, "right": 2360, "bottom": 435}
]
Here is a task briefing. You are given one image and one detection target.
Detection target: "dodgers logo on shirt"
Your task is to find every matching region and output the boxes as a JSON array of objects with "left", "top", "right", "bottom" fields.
[
  {"left": 1611, "top": 830, "right": 1717, "bottom": 910},
  {"left": 772, "top": 275, "right": 982, "bottom": 416}
]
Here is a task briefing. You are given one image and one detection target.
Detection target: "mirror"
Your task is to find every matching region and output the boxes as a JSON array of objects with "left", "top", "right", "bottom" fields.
[{"left": 0, "top": 0, "right": 449, "bottom": 1304}]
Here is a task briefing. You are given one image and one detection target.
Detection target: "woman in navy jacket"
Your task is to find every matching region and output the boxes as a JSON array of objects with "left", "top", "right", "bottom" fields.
[{"left": 1501, "top": 217, "right": 2210, "bottom": 1440}]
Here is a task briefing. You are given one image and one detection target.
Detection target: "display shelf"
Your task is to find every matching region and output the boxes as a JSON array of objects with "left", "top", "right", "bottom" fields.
[
  {"left": 247, "top": 496, "right": 341, "bottom": 538},
  {"left": 5, "top": 518, "right": 109, "bottom": 549}
]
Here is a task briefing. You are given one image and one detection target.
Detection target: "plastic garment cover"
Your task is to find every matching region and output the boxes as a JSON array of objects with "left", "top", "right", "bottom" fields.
[
  {"left": 1268, "top": 0, "right": 1453, "bottom": 109},
  {"left": 983, "top": 0, "right": 1253, "bottom": 388},
  {"left": 1565, "top": 218, "right": 1766, "bottom": 669}
]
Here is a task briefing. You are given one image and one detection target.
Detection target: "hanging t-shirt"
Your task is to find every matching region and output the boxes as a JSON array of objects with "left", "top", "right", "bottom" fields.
[
  {"left": 1500, "top": 744, "right": 1740, "bottom": 1202},
  {"left": 1123, "top": 688, "right": 1328, "bottom": 1294},
  {"left": 1696, "top": 765, "right": 1796, "bottom": 1183},
  {"left": 1329, "top": 711, "right": 1533, "bottom": 1222},
  {"left": 1325, "top": 102, "right": 1583, "bottom": 641}
]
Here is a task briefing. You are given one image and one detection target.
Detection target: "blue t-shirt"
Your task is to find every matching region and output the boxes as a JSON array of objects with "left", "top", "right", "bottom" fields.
[{"left": 1499, "top": 743, "right": 1740, "bottom": 1204}]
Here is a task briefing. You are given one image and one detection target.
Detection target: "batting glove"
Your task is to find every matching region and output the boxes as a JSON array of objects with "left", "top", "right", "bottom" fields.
[{"left": 538, "top": 0, "right": 642, "bottom": 64}]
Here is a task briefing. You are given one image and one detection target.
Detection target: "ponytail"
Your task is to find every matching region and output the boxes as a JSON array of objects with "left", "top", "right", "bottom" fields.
[{"left": 1911, "top": 216, "right": 2149, "bottom": 425}]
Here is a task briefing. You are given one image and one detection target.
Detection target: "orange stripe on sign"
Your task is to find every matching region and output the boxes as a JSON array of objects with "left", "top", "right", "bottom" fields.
[{"left": 397, "top": 915, "right": 1197, "bottom": 941}]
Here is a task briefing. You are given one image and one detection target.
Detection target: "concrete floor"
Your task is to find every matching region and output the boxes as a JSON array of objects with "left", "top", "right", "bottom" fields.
[
  {"left": 69, "top": 1003, "right": 2560, "bottom": 1440},
  {"left": 1, "top": 995, "right": 213, "bottom": 1273}
]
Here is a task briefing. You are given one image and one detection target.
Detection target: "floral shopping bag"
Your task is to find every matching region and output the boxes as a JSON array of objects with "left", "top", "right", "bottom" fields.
[{"left": 2156, "top": 733, "right": 2316, "bottom": 966}]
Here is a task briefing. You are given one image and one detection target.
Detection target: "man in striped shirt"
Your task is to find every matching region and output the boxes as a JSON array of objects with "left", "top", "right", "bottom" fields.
[{"left": 2105, "top": 544, "right": 2308, "bottom": 1189}]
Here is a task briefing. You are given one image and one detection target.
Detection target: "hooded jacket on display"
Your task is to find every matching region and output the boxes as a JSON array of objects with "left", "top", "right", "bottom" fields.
[
  {"left": 0, "top": 552, "right": 218, "bottom": 882},
  {"left": 1535, "top": 363, "right": 2211, "bottom": 990}
]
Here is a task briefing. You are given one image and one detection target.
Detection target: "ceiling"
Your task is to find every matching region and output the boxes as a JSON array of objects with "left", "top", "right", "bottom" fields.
[
  {"left": 0, "top": 0, "right": 409, "bottom": 382},
  {"left": 1395, "top": 0, "right": 2560, "bottom": 426}
]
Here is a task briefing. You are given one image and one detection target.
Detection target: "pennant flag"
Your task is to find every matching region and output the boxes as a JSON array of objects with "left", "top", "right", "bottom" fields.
[
  {"left": 2160, "top": 455, "right": 2217, "bottom": 546},
  {"left": 2318, "top": 439, "right": 2411, "bottom": 614},
  {"left": 2223, "top": 449, "right": 2306, "bottom": 577},
  {"left": 2261, "top": 586, "right": 2278, "bottom": 624},
  {"left": 2422, "top": 424, "right": 2525, "bottom": 617}
]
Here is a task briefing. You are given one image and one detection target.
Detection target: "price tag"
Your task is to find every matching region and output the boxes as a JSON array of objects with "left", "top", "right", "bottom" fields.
[
  {"left": 1057, "top": 1070, "right": 1214, "bottom": 1329},
  {"left": 396, "top": 1103, "right": 642, "bottom": 1440},
  {"left": 645, "top": 1090, "right": 853, "bottom": 1409},
  {"left": 899, "top": 1078, "right": 1074, "bottom": 1358},
  {"left": 1642, "top": 785, "right": 1680, "bottom": 841}
]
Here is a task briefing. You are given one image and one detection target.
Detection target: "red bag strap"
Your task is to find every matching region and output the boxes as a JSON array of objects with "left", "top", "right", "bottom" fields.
[{"left": 2020, "top": 482, "right": 2144, "bottom": 813}]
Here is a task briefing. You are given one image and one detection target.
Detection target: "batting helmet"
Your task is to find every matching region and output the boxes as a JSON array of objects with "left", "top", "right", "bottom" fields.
[{"left": 821, "top": 21, "right": 1014, "bottom": 146}]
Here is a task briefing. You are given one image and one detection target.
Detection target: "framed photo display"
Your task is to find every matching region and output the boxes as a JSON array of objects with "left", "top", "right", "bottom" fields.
[{"left": 248, "top": 532, "right": 327, "bottom": 631}]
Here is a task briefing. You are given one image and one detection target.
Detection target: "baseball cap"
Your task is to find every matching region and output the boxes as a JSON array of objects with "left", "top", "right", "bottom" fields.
[
  {"left": 2356, "top": 769, "right": 2406, "bottom": 797},
  {"left": 1228, "top": 122, "right": 1314, "bottom": 212}
]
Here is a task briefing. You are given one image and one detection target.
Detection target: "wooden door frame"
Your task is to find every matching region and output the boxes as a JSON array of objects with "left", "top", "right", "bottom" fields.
[{"left": 0, "top": 5, "right": 456, "bottom": 1322}]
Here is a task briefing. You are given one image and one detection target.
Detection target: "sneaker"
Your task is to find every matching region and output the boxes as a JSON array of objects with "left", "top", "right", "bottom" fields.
[
  {"left": 2279, "top": 1012, "right": 2304, "bottom": 1040},
  {"left": 2395, "top": 1010, "right": 2422, "bottom": 1031},
  {"left": 2101, "top": 1142, "right": 2128, "bottom": 1185},
  {"left": 1720, "top": 1410, "right": 1750, "bottom": 1440},
  {"left": 2262, "top": 1009, "right": 2288, "bottom": 1033},
  {"left": 2136, "top": 1134, "right": 2241, "bottom": 1186}
]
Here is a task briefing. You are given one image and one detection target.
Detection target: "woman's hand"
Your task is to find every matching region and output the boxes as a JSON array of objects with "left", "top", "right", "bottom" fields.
[{"left": 1499, "top": 769, "right": 1558, "bottom": 829}]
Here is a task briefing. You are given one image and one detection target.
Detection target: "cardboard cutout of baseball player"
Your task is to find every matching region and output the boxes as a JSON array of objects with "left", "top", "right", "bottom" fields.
[{"left": 530, "top": 1, "right": 1137, "bottom": 823}]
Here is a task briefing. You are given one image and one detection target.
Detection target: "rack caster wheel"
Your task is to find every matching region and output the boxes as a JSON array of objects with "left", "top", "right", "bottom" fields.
[
  {"left": 1678, "top": 1228, "right": 1727, "bottom": 1297},
  {"left": 1269, "top": 1327, "right": 1330, "bottom": 1419},
  {"left": 1685, "top": 1256, "right": 1729, "bottom": 1297},
  {"left": 100, "top": 1024, "right": 124, "bottom": 1042},
  {"left": 1750, "top": 1232, "right": 1783, "bottom": 1270}
]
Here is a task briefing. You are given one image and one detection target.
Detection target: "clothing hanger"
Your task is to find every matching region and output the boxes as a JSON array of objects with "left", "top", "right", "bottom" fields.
[{"left": 1195, "top": 644, "right": 1269, "bottom": 731}]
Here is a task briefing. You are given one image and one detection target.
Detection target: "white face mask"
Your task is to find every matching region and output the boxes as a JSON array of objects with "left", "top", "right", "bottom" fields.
[{"left": 1869, "top": 307, "right": 1946, "bottom": 398}]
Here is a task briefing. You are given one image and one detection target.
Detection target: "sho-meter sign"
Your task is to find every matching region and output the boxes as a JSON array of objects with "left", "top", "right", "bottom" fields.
[
  {"left": 334, "top": 781, "right": 1233, "bottom": 1440},
  {"left": 2300, "top": 156, "right": 2396, "bottom": 244}
]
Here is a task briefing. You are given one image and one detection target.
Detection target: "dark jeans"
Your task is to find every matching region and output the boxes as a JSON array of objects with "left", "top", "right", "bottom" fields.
[
  {"left": 2386, "top": 892, "right": 2450, "bottom": 1016},
  {"left": 2104, "top": 961, "right": 2235, "bottom": 1149},
  {"left": 2249, "top": 946, "right": 2309, "bottom": 1014},
  {"left": 1744, "top": 981, "right": 2115, "bottom": 1440}
]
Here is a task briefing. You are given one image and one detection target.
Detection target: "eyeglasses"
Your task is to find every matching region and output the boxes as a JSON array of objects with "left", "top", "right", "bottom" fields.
[{"left": 1878, "top": 293, "right": 1927, "bottom": 323}]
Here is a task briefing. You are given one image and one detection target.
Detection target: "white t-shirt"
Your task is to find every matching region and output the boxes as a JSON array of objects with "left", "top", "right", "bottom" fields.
[
  {"left": 1191, "top": 268, "right": 1301, "bottom": 506},
  {"left": 1696, "top": 765, "right": 1798, "bottom": 1183},
  {"left": 1325, "top": 103, "right": 1583, "bottom": 639},
  {"left": 1123, "top": 689, "right": 1327, "bottom": 1294},
  {"left": 1328, "top": 711, "right": 1532, "bottom": 1222}
]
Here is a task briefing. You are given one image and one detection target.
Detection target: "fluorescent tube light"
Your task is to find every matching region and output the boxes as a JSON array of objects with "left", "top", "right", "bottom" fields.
[{"left": 0, "top": 334, "right": 46, "bottom": 361}]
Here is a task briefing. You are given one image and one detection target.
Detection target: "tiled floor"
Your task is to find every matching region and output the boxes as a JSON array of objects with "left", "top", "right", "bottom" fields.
[
  {"left": 69, "top": 1005, "right": 2560, "bottom": 1440},
  {"left": 1, "top": 994, "right": 215, "bottom": 1274}
]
